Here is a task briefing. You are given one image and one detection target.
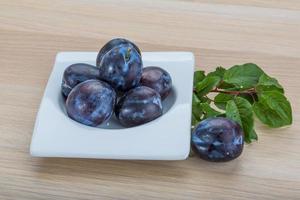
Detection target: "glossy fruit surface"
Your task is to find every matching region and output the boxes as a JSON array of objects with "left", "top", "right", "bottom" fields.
[
  {"left": 115, "top": 86, "right": 163, "bottom": 127},
  {"left": 66, "top": 80, "right": 116, "bottom": 127},
  {"left": 96, "top": 38, "right": 141, "bottom": 66},
  {"left": 192, "top": 117, "right": 244, "bottom": 162},
  {"left": 97, "top": 43, "right": 143, "bottom": 92},
  {"left": 61, "top": 63, "right": 100, "bottom": 97},
  {"left": 140, "top": 66, "right": 172, "bottom": 100}
]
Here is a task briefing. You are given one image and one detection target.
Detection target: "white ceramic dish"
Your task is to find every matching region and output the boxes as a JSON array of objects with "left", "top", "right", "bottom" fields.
[{"left": 30, "top": 52, "right": 194, "bottom": 160}]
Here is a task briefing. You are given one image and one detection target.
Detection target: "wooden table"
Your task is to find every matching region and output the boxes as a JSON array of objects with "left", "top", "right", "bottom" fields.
[{"left": 1, "top": 1, "right": 299, "bottom": 199}]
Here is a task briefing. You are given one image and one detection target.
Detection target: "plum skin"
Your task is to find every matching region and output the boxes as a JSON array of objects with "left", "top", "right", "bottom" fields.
[
  {"left": 192, "top": 117, "right": 244, "bottom": 162},
  {"left": 61, "top": 63, "right": 100, "bottom": 97},
  {"left": 139, "top": 66, "right": 172, "bottom": 100},
  {"left": 66, "top": 80, "right": 116, "bottom": 127},
  {"left": 96, "top": 38, "right": 141, "bottom": 66},
  {"left": 115, "top": 86, "right": 163, "bottom": 127},
  {"left": 97, "top": 43, "right": 143, "bottom": 92}
]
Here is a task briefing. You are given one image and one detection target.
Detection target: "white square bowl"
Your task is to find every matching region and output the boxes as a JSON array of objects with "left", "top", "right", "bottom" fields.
[{"left": 30, "top": 52, "right": 194, "bottom": 160}]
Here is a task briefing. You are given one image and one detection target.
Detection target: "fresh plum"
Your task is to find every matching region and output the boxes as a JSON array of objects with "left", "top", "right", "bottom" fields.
[
  {"left": 192, "top": 117, "right": 244, "bottom": 162},
  {"left": 61, "top": 63, "right": 100, "bottom": 97},
  {"left": 66, "top": 80, "right": 116, "bottom": 127},
  {"left": 96, "top": 38, "right": 141, "bottom": 66},
  {"left": 140, "top": 66, "right": 172, "bottom": 100},
  {"left": 97, "top": 43, "right": 142, "bottom": 92},
  {"left": 115, "top": 86, "right": 163, "bottom": 127}
]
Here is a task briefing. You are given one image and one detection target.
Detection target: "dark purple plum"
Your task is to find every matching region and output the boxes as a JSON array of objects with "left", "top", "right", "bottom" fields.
[
  {"left": 96, "top": 38, "right": 141, "bottom": 66},
  {"left": 61, "top": 63, "right": 100, "bottom": 97},
  {"left": 97, "top": 43, "right": 143, "bottom": 92},
  {"left": 192, "top": 117, "right": 244, "bottom": 162},
  {"left": 115, "top": 86, "right": 163, "bottom": 127},
  {"left": 139, "top": 66, "right": 172, "bottom": 100},
  {"left": 66, "top": 80, "right": 116, "bottom": 127}
]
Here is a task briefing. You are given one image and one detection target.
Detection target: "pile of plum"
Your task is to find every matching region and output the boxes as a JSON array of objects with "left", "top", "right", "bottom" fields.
[{"left": 61, "top": 38, "right": 172, "bottom": 128}]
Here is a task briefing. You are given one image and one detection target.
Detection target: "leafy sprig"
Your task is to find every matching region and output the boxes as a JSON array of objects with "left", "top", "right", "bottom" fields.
[{"left": 192, "top": 63, "right": 293, "bottom": 143}]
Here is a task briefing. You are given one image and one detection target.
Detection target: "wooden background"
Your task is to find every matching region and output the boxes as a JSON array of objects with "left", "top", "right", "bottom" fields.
[{"left": 0, "top": 0, "right": 299, "bottom": 199}]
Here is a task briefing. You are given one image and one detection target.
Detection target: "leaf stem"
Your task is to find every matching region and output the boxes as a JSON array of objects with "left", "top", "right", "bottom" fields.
[
  {"left": 193, "top": 87, "right": 257, "bottom": 102},
  {"left": 210, "top": 88, "right": 256, "bottom": 95}
]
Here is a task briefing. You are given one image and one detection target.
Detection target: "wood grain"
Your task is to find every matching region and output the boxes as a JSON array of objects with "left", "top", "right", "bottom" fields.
[{"left": 0, "top": 0, "right": 300, "bottom": 199}]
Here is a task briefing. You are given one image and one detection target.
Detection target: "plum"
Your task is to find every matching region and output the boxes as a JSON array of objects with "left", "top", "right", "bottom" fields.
[
  {"left": 115, "top": 86, "right": 163, "bottom": 127},
  {"left": 97, "top": 42, "right": 143, "bottom": 92},
  {"left": 192, "top": 117, "right": 244, "bottom": 162},
  {"left": 66, "top": 80, "right": 116, "bottom": 127},
  {"left": 61, "top": 63, "right": 100, "bottom": 97},
  {"left": 139, "top": 66, "right": 172, "bottom": 100},
  {"left": 96, "top": 38, "right": 141, "bottom": 66}
]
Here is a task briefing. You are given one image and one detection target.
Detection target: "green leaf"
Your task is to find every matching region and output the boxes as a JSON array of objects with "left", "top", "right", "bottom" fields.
[
  {"left": 193, "top": 93, "right": 201, "bottom": 104},
  {"left": 207, "top": 67, "right": 226, "bottom": 79},
  {"left": 214, "top": 92, "right": 256, "bottom": 111},
  {"left": 256, "top": 73, "right": 284, "bottom": 94},
  {"left": 226, "top": 97, "right": 255, "bottom": 143},
  {"left": 192, "top": 114, "right": 199, "bottom": 126},
  {"left": 195, "top": 76, "right": 221, "bottom": 97},
  {"left": 238, "top": 93, "right": 256, "bottom": 104},
  {"left": 208, "top": 67, "right": 236, "bottom": 89},
  {"left": 223, "top": 63, "right": 264, "bottom": 89},
  {"left": 199, "top": 96, "right": 212, "bottom": 104},
  {"left": 194, "top": 94, "right": 212, "bottom": 104},
  {"left": 192, "top": 94, "right": 203, "bottom": 122},
  {"left": 218, "top": 82, "right": 237, "bottom": 90},
  {"left": 217, "top": 113, "right": 226, "bottom": 118},
  {"left": 253, "top": 91, "right": 292, "bottom": 128},
  {"left": 226, "top": 100, "right": 241, "bottom": 123},
  {"left": 201, "top": 102, "right": 222, "bottom": 119},
  {"left": 249, "top": 129, "right": 258, "bottom": 141},
  {"left": 214, "top": 93, "right": 234, "bottom": 110},
  {"left": 193, "top": 70, "right": 206, "bottom": 85}
]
